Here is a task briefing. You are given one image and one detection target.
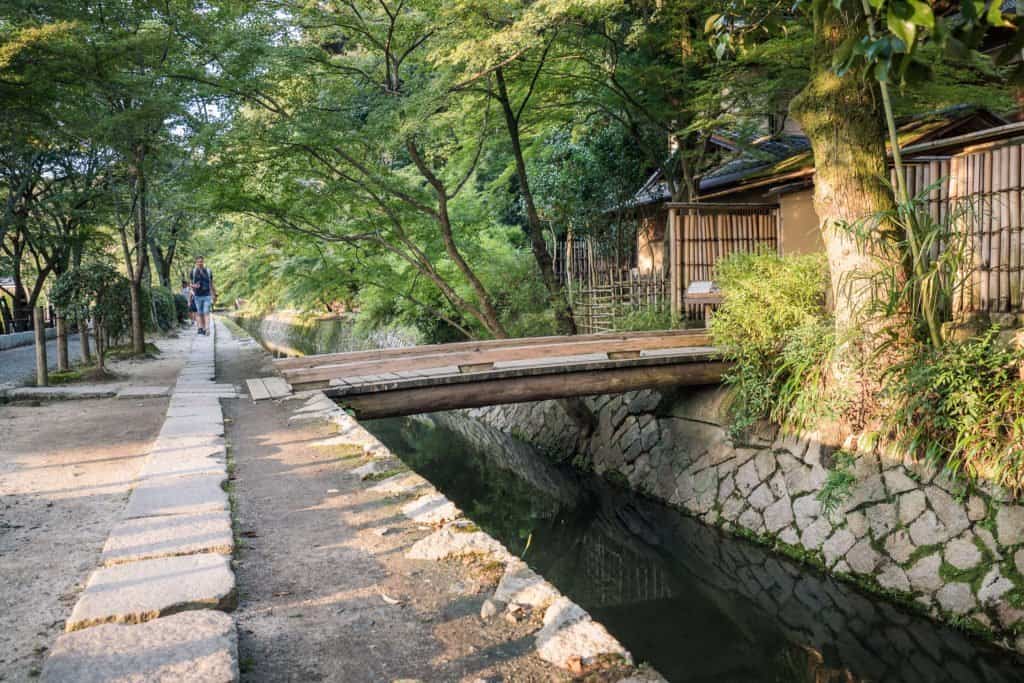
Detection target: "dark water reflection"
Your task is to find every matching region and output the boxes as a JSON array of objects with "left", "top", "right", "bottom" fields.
[{"left": 365, "top": 413, "right": 1024, "bottom": 683}]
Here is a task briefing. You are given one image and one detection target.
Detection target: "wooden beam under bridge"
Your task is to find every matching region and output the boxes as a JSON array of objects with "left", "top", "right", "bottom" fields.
[{"left": 323, "top": 352, "right": 727, "bottom": 419}]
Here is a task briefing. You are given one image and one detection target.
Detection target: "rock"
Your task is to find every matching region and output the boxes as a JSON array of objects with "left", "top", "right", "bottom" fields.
[
  {"left": 480, "top": 599, "right": 503, "bottom": 620},
  {"left": 351, "top": 459, "right": 402, "bottom": 480},
  {"left": 784, "top": 464, "right": 826, "bottom": 496},
  {"left": 944, "top": 536, "right": 982, "bottom": 571},
  {"left": 792, "top": 495, "right": 821, "bottom": 531},
  {"left": 909, "top": 510, "right": 952, "bottom": 547},
  {"left": 996, "top": 602, "right": 1024, "bottom": 629},
  {"left": 801, "top": 518, "right": 832, "bottom": 550},
  {"left": 996, "top": 505, "right": 1024, "bottom": 547},
  {"left": 977, "top": 568, "right": 1014, "bottom": 606},
  {"left": 877, "top": 564, "right": 911, "bottom": 592},
  {"left": 846, "top": 511, "right": 868, "bottom": 538},
  {"left": 66, "top": 554, "right": 236, "bottom": 631},
  {"left": 720, "top": 496, "right": 745, "bottom": 522},
  {"left": 967, "top": 496, "right": 987, "bottom": 522},
  {"left": 748, "top": 483, "right": 775, "bottom": 511},
  {"left": 822, "top": 529, "right": 856, "bottom": 567},
  {"left": 906, "top": 554, "right": 943, "bottom": 594},
  {"left": 401, "top": 493, "right": 462, "bottom": 525},
  {"left": 754, "top": 451, "right": 777, "bottom": 481},
  {"left": 846, "top": 540, "right": 881, "bottom": 574},
  {"left": 535, "top": 597, "right": 631, "bottom": 669},
  {"left": 734, "top": 460, "right": 760, "bottom": 496},
  {"left": 935, "top": 583, "right": 976, "bottom": 615},
  {"left": 778, "top": 527, "right": 799, "bottom": 545},
  {"left": 123, "top": 473, "right": 228, "bottom": 519},
  {"left": 1016, "top": 548, "right": 1024, "bottom": 576},
  {"left": 493, "top": 559, "right": 560, "bottom": 610},
  {"left": 898, "top": 491, "right": 927, "bottom": 526},
  {"left": 101, "top": 511, "right": 233, "bottom": 566},
  {"left": 925, "top": 487, "right": 970, "bottom": 537},
  {"left": 406, "top": 529, "right": 509, "bottom": 562},
  {"left": 842, "top": 474, "right": 887, "bottom": 512},
  {"left": 884, "top": 529, "right": 916, "bottom": 565},
  {"left": 42, "top": 610, "right": 237, "bottom": 683},
  {"left": 883, "top": 469, "right": 918, "bottom": 495},
  {"left": 368, "top": 473, "right": 429, "bottom": 496},
  {"left": 976, "top": 527, "right": 1002, "bottom": 559},
  {"left": 718, "top": 474, "right": 735, "bottom": 501},
  {"left": 738, "top": 507, "right": 764, "bottom": 533},
  {"left": 866, "top": 503, "right": 897, "bottom": 539},
  {"left": 764, "top": 497, "right": 794, "bottom": 533}
]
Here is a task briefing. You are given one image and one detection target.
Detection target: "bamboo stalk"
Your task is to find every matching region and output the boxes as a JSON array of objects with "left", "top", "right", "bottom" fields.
[
  {"left": 1011, "top": 145, "right": 1021, "bottom": 310},
  {"left": 1000, "top": 145, "right": 1011, "bottom": 310}
]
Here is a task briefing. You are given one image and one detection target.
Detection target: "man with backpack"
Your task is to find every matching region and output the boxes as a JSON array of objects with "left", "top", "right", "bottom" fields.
[{"left": 190, "top": 256, "right": 216, "bottom": 336}]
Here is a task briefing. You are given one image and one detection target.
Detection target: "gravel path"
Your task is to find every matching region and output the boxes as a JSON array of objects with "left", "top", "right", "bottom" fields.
[{"left": 0, "top": 335, "right": 82, "bottom": 387}]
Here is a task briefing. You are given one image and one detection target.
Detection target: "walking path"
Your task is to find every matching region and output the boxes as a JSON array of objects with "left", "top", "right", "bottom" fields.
[
  {"left": 41, "top": 325, "right": 241, "bottom": 681},
  {"left": 0, "top": 334, "right": 81, "bottom": 387}
]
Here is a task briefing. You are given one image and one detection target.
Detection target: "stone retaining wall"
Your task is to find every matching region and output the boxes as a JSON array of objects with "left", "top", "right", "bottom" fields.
[
  {"left": 0, "top": 326, "right": 55, "bottom": 351},
  {"left": 468, "top": 386, "right": 1024, "bottom": 654}
]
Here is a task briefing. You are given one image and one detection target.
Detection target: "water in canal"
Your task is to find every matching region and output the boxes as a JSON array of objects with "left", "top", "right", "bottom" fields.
[{"left": 363, "top": 412, "right": 1024, "bottom": 683}]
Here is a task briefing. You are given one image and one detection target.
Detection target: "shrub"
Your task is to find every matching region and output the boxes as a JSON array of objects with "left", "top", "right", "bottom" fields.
[
  {"left": 709, "top": 251, "right": 839, "bottom": 437},
  {"left": 147, "top": 286, "right": 177, "bottom": 331},
  {"left": 612, "top": 306, "right": 674, "bottom": 332},
  {"left": 882, "top": 325, "right": 1024, "bottom": 493},
  {"left": 50, "top": 264, "right": 131, "bottom": 369},
  {"left": 173, "top": 293, "right": 189, "bottom": 323}
]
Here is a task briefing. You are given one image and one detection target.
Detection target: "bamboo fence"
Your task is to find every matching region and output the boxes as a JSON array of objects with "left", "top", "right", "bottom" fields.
[
  {"left": 675, "top": 206, "right": 779, "bottom": 322},
  {"left": 570, "top": 266, "right": 669, "bottom": 334}
]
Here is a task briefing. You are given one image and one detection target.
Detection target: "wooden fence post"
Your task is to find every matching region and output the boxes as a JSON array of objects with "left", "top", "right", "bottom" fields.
[{"left": 34, "top": 307, "right": 48, "bottom": 387}]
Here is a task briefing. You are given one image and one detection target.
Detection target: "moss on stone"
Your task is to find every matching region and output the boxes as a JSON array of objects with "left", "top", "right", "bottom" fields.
[{"left": 364, "top": 467, "right": 406, "bottom": 482}]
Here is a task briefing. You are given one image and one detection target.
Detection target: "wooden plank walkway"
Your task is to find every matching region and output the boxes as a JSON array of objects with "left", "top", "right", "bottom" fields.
[
  {"left": 274, "top": 330, "right": 725, "bottom": 418},
  {"left": 245, "top": 377, "right": 292, "bottom": 401}
]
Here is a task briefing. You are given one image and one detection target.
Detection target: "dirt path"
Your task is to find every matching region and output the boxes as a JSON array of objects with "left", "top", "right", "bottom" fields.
[
  {"left": 0, "top": 335, "right": 195, "bottom": 680},
  {"left": 220, "top": 329, "right": 564, "bottom": 682}
]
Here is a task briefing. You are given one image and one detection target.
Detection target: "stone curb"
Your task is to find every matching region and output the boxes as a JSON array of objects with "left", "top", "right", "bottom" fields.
[{"left": 44, "top": 321, "right": 240, "bottom": 682}]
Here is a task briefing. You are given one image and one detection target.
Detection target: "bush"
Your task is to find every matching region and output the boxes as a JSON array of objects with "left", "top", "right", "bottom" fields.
[
  {"left": 882, "top": 325, "right": 1024, "bottom": 493},
  {"left": 709, "top": 251, "right": 838, "bottom": 437},
  {"left": 147, "top": 287, "right": 177, "bottom": 331},
  {"left": 612, "top": 306, "right": 674, "bottom": 332},
  {"left": 173, "top": 293, "right": 189, "bottom": 323}
]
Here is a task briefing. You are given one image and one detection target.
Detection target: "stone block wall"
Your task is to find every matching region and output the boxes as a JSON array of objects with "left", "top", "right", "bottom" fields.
[{"left": 467, "top": 386, "right": 1024, "bottom": 654}]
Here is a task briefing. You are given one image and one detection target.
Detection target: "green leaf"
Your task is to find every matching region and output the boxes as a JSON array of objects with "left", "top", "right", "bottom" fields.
[
  {"left": 887, "top": 3, "right": 917, "bottom": 50},
  {"left": 875, "top": 59, "right": 891, "bottom": 83},
  {"left": 703, "top": 13, "right": 721, "bottom": 35},
  {"left": 906, "top": 0, "right": 935, "bottom": 30}
]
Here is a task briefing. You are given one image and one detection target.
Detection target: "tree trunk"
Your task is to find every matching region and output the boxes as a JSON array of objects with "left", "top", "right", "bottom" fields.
[
  {"left": 56, "top": 312, "right": 69, "bottom": 371},
  {"left": 789, "top": 1, "right": 894, "bottom": 335},
  {"left": 127, "top": 143, "right": 149, "bottom": 355},
  {"left": 494, "top": 68, "right": 577, "bottom": 336},
  {"left": 79, "top": 313, "right": 92, "bottom": 364}
]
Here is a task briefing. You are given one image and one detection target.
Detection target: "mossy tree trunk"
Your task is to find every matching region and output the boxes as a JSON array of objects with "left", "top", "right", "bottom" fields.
[{"left": 789, "top": 0, "right": 894, "bottom": 336}]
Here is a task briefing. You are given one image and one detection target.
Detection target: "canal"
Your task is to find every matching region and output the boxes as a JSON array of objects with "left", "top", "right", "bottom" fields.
[{"left": 238, "top": 314, "right": 1024, "bottom": 682}]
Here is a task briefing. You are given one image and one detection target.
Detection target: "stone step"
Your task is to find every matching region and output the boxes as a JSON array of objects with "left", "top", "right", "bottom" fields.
[
  {"left": 44, "top": 610, "right": 238, "bottom": 682},
  {"left": 66, "top": 554, "right": 236, "bottom": 631},
  {"left": 101, "top": 511, "right": 233, "bottom": 566}
]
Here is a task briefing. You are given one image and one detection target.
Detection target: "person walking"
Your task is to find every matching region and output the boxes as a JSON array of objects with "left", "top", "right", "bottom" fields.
[{"left": 190, "top": 256, "right": 216, "bottom": 336}]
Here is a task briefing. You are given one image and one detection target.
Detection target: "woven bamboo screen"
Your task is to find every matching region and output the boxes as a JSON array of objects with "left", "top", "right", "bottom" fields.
[{"left": 896, "top": 142, "right": 1024, "bottom": 315}]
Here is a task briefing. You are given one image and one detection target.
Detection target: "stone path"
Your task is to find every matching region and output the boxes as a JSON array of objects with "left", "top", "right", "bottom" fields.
[
  {"left": 0, "top": 334, "right": 81, "bottom": 387},
  {"left": 42, "top": 322, "right": 241, "bottom": 682}
]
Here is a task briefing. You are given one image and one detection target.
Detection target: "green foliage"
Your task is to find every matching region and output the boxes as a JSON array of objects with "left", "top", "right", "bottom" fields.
[
  {"left": 50, "top": 264, "right": 131, "bottom": 365},
  {"left": 710, "top": 252, "right": 839, "bottom": 437},
  {"left": 147, "top": 287, "right": 177, "bottom": 332},
  {"left": 883, "top": 326, "right": 1024, "bottom": 493},
  {"left": 817, "top": 451, "right": 856, "bottom": 515},
  {"left": 173, "top": 293, "right": 189, "bottom": 323},
  {"left": 612, "top": 307, "right": 674, "bottom": 332}
]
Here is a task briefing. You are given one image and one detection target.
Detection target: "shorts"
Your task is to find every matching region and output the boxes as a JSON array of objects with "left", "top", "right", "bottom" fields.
[{"left": 193, "top": 295, "right": 212, "bottom": 314}]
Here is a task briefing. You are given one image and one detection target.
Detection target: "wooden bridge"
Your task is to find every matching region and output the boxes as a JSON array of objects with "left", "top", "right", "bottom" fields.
[{"left": 273, "top": 330, "right": 725, "bottom": 418}]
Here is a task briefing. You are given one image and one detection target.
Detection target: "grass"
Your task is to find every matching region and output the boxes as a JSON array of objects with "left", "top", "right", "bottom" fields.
[
  {"left": 816, "top": 451, "right": 856, "bottom": 515},
  {"left": 34, "top": 364, "right": 120, "bottom": 386},
  {"left": 363, "top": 467, "right": 406, "bottom": 481},
  {"left": 105, "top": 342, "right": 161, "bottom": 360}
]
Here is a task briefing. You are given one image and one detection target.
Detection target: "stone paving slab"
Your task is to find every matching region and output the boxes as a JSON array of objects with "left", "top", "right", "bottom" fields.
[
  {"left": 139, "top": 450, "right": 227, "bottom": 481},
  {"left": 43, "top": 610, "right": 238, "bottom": 683},
  {"left": 123, "top": 473, "right": 228, "bottom": 519},
  {"left": 101, "top": 511, "right": 233, "bottom": 566},
  {"left": 150, "top": 435, "right": 225, "bottom": 454},
  {"left": 116, "top": 385, "right": 172, "bottom": 399},
  {"left": 148, "top": 441, "right": 226, "bottom": 462},
  {"left": 66, "top": 553, "right": 236, "bottom": 631},
  {"left": 159, "top": 418, "right": 225, "bottom": 438}
]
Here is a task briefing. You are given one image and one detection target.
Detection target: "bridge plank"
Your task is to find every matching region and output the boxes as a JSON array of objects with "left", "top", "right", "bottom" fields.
[
  {"left": 281, "top": 333, "right": 712, "bottom": 386},
  {"left": 246, "top": 379, "right": 271, "bottom": 401},
  {"left": 273, "top": 329, "right": 709, "bottom": 371}
]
